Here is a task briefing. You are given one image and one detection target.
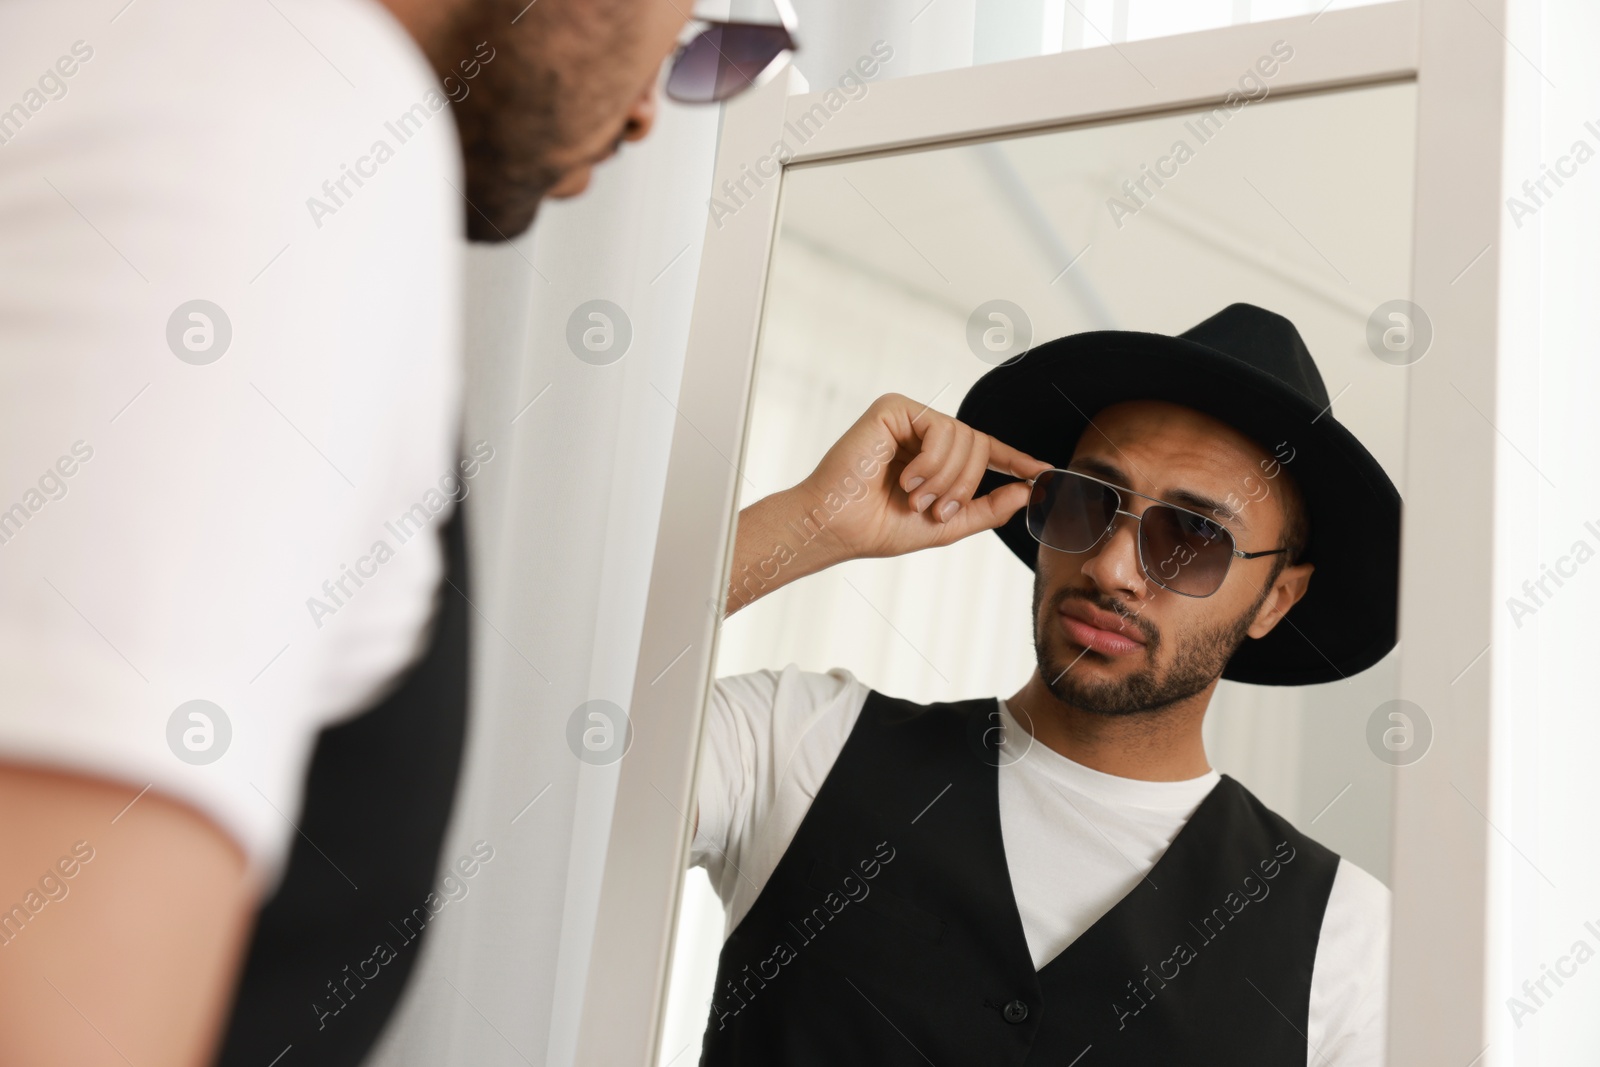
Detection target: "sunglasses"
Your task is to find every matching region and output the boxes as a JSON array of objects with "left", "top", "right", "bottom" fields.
[
  {"left": 664, "top": 0, "right": 799, "bottom": 104},
  {"left": 1025, "top": 468, "right": 1286, "bottom": 598}
]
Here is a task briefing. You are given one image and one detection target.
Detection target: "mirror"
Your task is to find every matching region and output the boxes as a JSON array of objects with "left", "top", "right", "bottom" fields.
[{"left": 660, "top": 77, "right": 1417, "bottom": 1064}]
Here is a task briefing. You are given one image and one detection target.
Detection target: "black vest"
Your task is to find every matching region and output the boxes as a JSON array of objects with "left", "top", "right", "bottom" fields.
[
  {"left": 699, "top": 688, "right": 1340, "bottom": 1066},
  {"left": 214, "top": 500, "right": 471, "bottom": 1066}
]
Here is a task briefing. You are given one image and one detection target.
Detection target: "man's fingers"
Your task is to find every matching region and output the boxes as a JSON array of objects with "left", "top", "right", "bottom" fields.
[
  {"left": 987, "top": 436, "right": 1054, "bottom": 480},
  {"left": 946, "top": 478, "right": 1032, "bottom": 539},
  {"left": 914, "top": 426, "right": 976, "bottom": 515},
  {"left": 881, "top": 393, "right": 1050, "bottom": 527},
  {"left": 896, "top": 410, "right": 947, "bottom": 493},
  {"left": 922, "top": 433, "right": 1048, "bottom": 526},
  {"left": 926, "top": 432, "right": 993, "bottom": 523}
]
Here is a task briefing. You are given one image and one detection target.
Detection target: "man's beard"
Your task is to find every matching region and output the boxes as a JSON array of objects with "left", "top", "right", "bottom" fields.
[
  {"left": 423, "top": 4, "right": 624, "bottom": 241},
  {"left": 1031, "top": 571, "right": 1270, "bottom": 717}
]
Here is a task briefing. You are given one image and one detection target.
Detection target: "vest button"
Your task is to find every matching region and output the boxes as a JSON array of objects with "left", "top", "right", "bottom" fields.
[{"left": 1002, "top": 999, "right": 1029, "bottom": 1024}]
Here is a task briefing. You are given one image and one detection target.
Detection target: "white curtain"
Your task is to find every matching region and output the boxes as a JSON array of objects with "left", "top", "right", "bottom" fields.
[{"left": 364, "top": 84, "right": 720, "bottom": 1067}]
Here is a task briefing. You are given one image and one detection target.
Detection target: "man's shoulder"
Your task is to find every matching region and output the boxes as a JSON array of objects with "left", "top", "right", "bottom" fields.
[
  {"left": 1219, "top": 775, "right": 1351, "bottom": 868},
  {"left": 713, "top": 663, "right": 869, "bottom": 711},
  {"left": 1332, "top": 856, "right": 1391, "bottom": 902},
  {"left": 4, "top": 0, "right": 433, "bottom": 121},
  {"left": 707, "top": 667, "right": 1001, "bottom": 762},
  {"left": 1226, "top": 776, "right": 1392, "bottom": 913},
  {"left": 4, "top": 0, "right": 452, "bottom": 206},
  {"left": 1225, "top": 790, "right": 1390, "bottom": 988},
  {"left": 1328, "top": 856, "right": 1392, "bottom": 932}
]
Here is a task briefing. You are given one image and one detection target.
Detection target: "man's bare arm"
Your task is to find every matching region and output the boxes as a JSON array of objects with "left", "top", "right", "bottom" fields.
[
  {"left": 723, "top": 486, "right": 852, "bottom": 619},
  {"left": 0, "top": 764, "right": 257, "bottom": 1067}
]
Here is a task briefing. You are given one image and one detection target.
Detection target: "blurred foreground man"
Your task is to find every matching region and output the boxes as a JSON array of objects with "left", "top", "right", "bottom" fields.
[{"left": 0, "top": 0, "right": 795, "bottom": 1064}]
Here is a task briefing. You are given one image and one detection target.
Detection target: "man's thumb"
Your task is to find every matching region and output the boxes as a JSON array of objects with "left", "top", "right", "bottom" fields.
[{"left": 958, "top": 479, "right": 1032, "bottom": 536}]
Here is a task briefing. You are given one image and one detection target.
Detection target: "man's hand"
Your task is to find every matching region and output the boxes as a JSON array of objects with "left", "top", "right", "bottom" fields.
[
  {"left": 724, "top": 393, "right": 1051, "bottom": 617},
  {"left": 795, "top": 392, "right": 1052, "bottom": 561}
]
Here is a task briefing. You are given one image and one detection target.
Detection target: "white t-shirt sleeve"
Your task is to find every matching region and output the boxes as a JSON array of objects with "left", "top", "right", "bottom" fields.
[
  {"left": 0, "top": 0, "right": 463, "bottom": 889},
  {"left": 1307, "top": 858, "right": 1391, "bottom": 1066},
  {"left": 692, "top": 663, "right": 869, "bottom": 926}
]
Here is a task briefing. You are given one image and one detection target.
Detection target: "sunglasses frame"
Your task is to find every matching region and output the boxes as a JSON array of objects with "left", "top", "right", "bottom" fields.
[
  {"left": 1024, "top": 467, "right": 1287, "bottom": 598},
  {"left": 664, "top": 0, "right": 801, "bottom": 105}
]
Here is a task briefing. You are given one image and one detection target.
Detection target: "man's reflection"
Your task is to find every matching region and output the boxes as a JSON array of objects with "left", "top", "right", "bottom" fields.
[{"left": 691, "top": 303, "right": 1400, "bottom": 1065}]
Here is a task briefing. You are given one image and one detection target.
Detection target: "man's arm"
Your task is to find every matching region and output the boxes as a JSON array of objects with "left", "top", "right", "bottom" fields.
[
  {"left": 0, "top": 765, "right": 256, "bottom": 1067},
  {"left": 723, "top": 392, "right": 1051, "bottom": 618},
  {"left": 698, "top": 393, "right": 1050, "bottom": 837}
]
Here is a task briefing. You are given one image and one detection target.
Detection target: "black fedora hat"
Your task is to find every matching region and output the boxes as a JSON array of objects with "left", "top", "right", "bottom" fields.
[{"left": 958, "top": 302, "right": 1401, "bottom": 687}]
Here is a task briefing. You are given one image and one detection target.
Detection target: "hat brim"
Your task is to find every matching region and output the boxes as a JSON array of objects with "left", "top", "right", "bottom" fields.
[{"left": 958, "top": 330, "right": 1401, "bottom": 687}]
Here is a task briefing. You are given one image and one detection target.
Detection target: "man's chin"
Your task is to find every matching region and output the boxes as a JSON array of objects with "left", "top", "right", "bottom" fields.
[
  {"left": 461, "top": 164, "right": 598, "bottom": 242},
  {"left": 1042, "top": 643, "right": 1162, "bottom": 717},
  {"left": 465, "top": 203, "right": 538, "bottom": 243},
  {"left": 458, "top": 147, "right": 570, "bottom": 242}
]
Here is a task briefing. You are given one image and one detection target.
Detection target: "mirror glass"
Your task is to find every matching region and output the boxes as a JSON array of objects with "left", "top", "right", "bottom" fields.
[{"left": 660, "top": 78, "right": 1417, "bottom": 1064}]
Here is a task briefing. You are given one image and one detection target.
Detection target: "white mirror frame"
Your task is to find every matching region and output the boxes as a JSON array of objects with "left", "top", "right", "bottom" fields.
[{"left": 579, "top": 2, "right": 1541, "bottom": 1062}]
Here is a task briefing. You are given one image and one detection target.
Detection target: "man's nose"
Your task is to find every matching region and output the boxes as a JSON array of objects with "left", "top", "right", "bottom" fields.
[{"left": 1078, "top": 513, "right": 1148, "bottom": 599}]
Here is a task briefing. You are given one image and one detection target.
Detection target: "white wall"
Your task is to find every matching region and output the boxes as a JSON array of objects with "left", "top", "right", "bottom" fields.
[{"left": 1501, "top": 0, "right": 1600, "bottom": 1060}]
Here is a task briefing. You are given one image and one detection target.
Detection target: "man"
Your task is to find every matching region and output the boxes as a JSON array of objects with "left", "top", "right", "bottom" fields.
[
  {"left": 694, "top": 303, "right": 1400, "bottom": 1064},
  {"left": 0, "top": 1, "right": 794, "bottom": 1064}
]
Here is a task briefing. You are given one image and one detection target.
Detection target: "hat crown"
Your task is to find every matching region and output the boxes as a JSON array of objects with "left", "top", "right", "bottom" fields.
[{"left": 1178, "top": 303, "right": 1331, "bottom": 410}]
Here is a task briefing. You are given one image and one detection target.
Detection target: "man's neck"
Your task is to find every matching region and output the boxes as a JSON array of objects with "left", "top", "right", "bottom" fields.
[{"left": 1004, "top": 673, "right": 1215, "bottom": 782}]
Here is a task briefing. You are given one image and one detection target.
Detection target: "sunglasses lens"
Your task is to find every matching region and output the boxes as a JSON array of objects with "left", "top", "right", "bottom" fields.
[
  {"left": 1028, "top": 470, "right": 1117, "bottom": 552},
  {"left": 665, "top": 24, "right": 794, "bottom": 103},
  {"left": 1140, "top": 505, "right": 1234, "bottom": 596}
]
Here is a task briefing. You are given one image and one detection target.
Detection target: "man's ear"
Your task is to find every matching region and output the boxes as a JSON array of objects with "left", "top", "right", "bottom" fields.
[{"left": 1246, "top": 561, "right": 1314, "bottom": 639}]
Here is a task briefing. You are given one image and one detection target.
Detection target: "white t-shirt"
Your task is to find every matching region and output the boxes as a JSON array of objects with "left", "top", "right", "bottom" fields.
[
  {"left": 692, "top": 663, "right": 1391, "bottom": 1066},
  {"left": 0, "top": 0, "right": 463, "bottom": 886}
]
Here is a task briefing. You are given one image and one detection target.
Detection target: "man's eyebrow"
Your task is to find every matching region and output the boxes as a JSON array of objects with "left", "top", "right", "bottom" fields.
[
  {"left": 1067, "top": 456, "right": 1248, "bottom": 529},
  {"left": 1067, "top": 455, "right": 1132, "bottom": 489},
  {"left": 1167, "top": 488, "right": 1248, "bottom": 528}
]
